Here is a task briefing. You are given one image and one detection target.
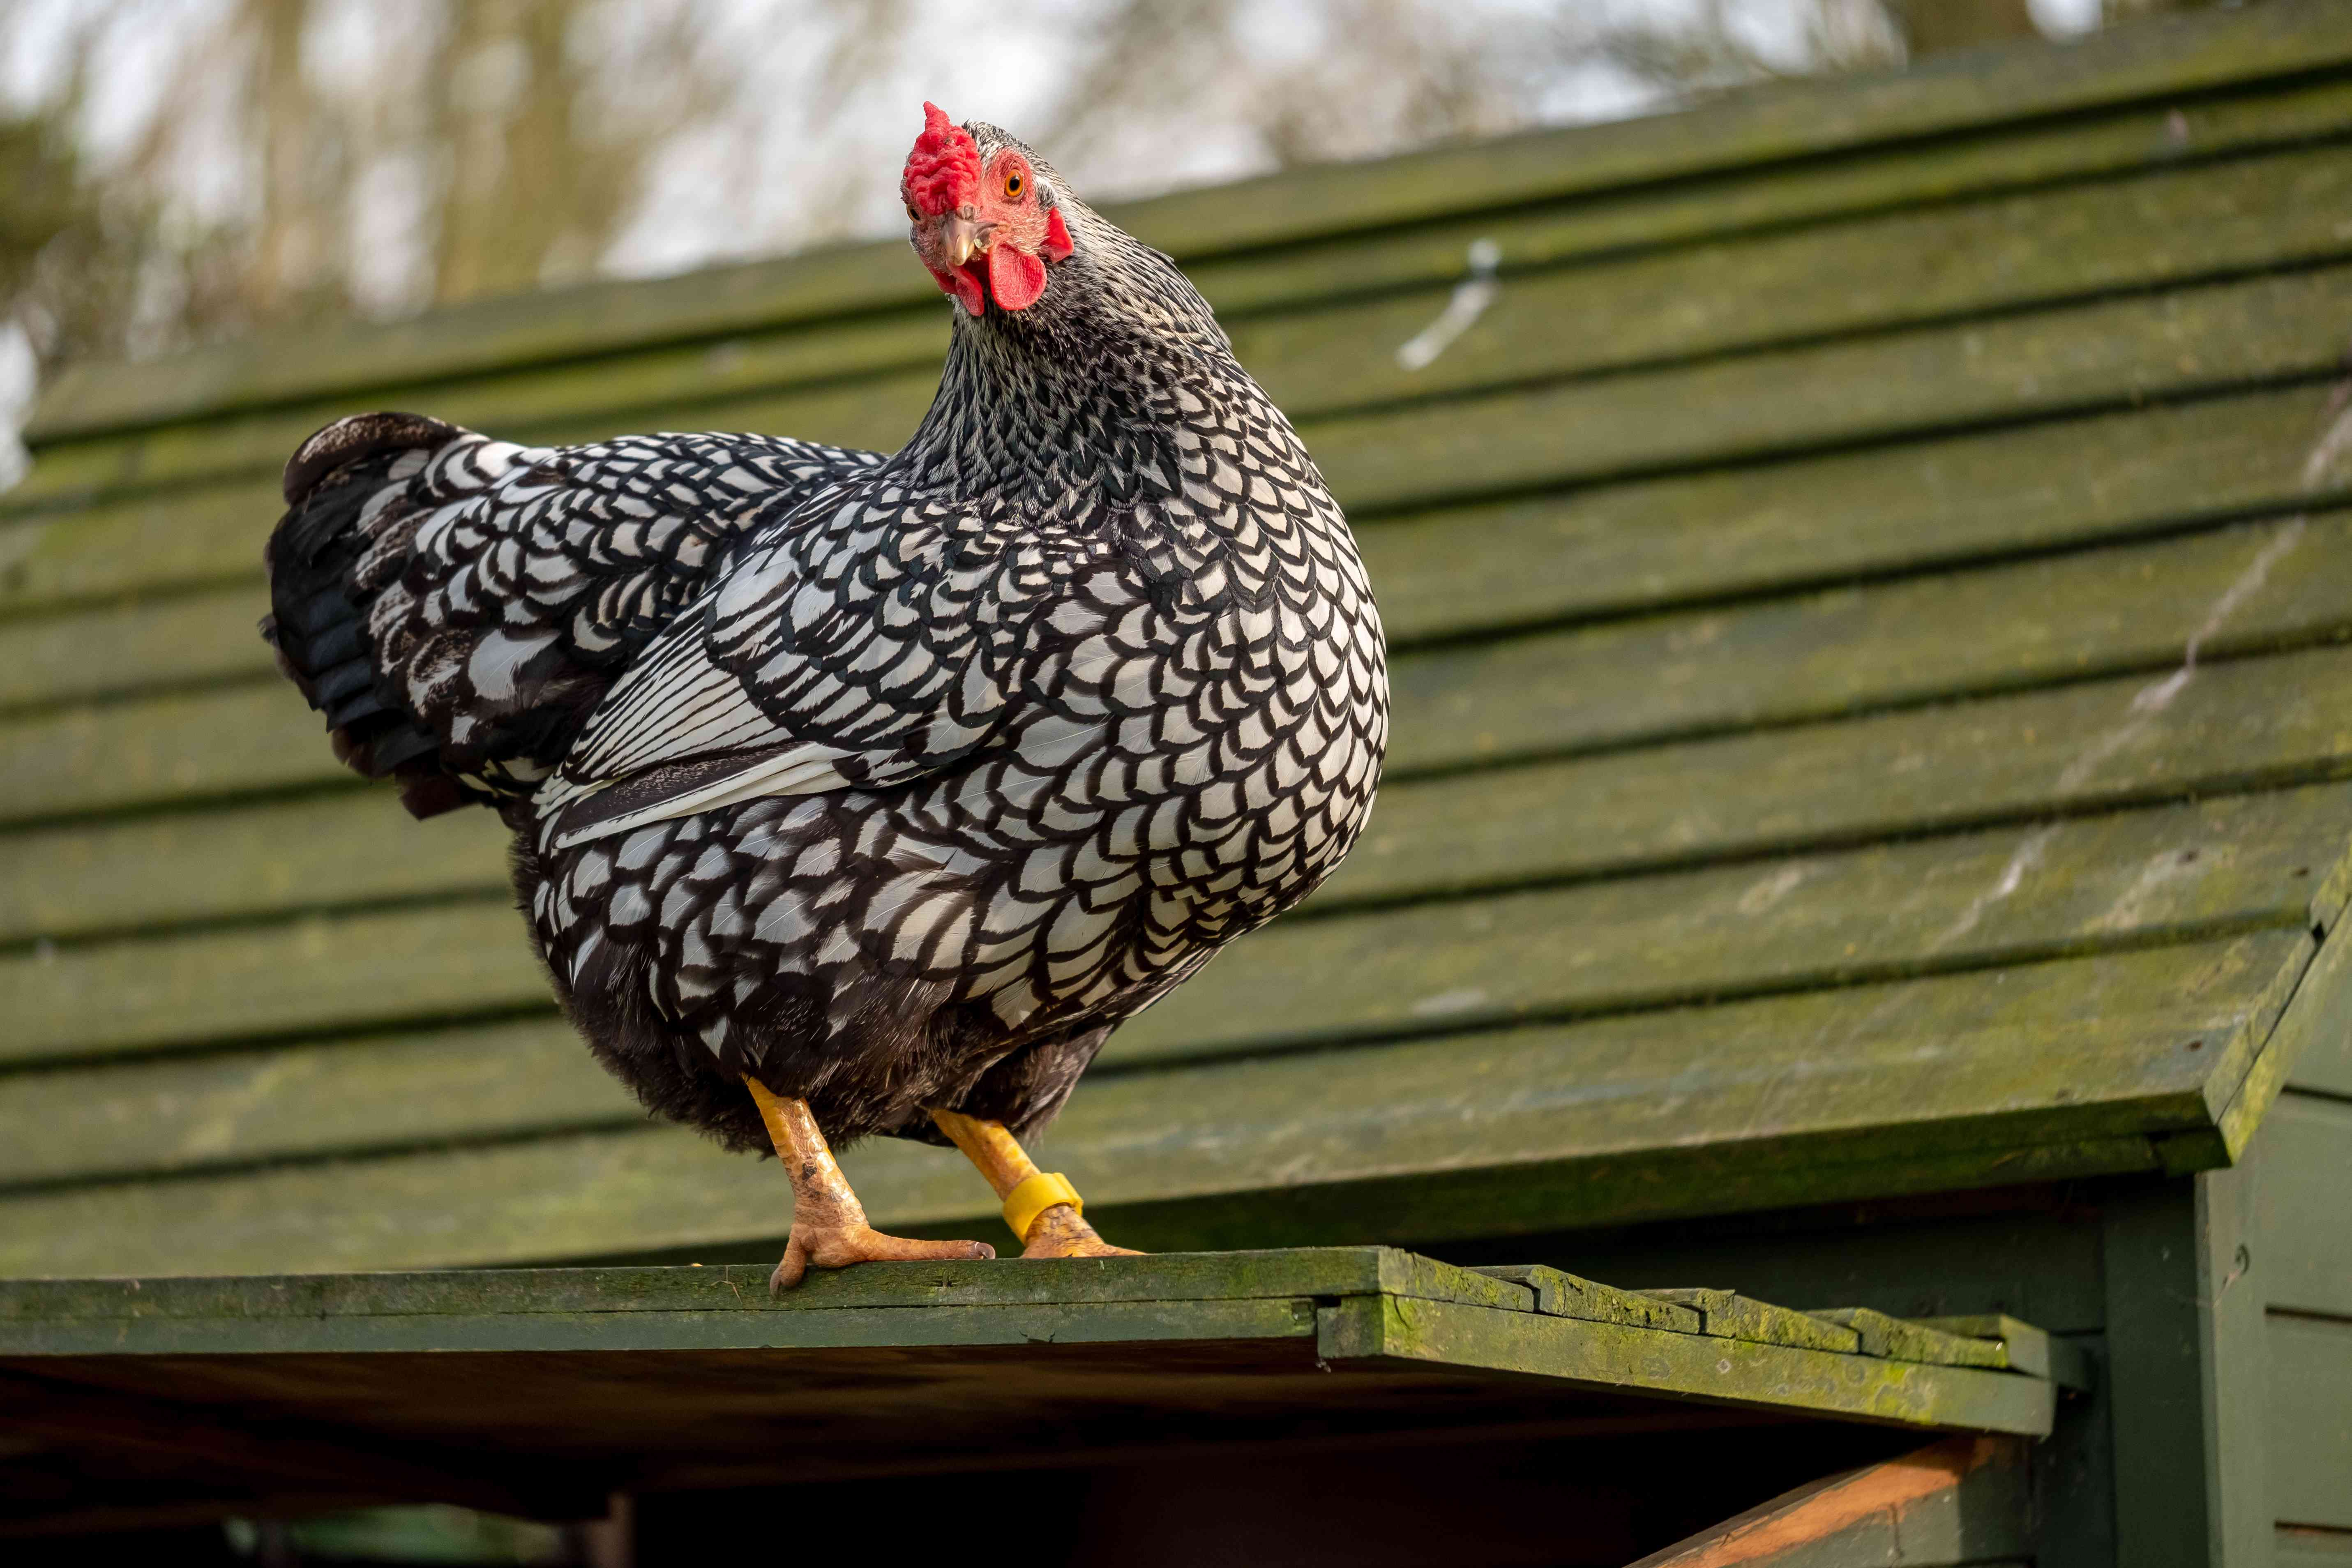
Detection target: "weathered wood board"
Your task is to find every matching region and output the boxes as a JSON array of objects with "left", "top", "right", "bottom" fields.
[{"left": 0, "top": 1249, "right": 2058, "bottom": 1538}]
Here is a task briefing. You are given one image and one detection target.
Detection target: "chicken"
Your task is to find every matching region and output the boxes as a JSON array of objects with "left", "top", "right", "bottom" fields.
[{"left": 262, "top": 105, "right": 1389, "bottom": 1290}]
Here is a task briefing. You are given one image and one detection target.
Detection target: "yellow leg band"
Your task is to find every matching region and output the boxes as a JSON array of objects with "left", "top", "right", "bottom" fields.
[{"left": 1002, "top": 1171, "right": 1083, "bottom": 1243}]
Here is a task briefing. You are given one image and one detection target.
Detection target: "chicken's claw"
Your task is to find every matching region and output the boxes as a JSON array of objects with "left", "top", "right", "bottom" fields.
[{"left": 770, "top": 1225, "right": 993, "bottom": 1295}]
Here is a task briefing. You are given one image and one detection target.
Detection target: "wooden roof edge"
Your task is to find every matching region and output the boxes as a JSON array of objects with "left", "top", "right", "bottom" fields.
[
  {"left": 22, "top": 0, "right": 2352, "bottom": 448},
  {"left": 0, "top": 1250, "right": 2041, "bottom": 1381},
  {"left": 2215, "top": 831, "right": 2352, "bottom": 1155}
]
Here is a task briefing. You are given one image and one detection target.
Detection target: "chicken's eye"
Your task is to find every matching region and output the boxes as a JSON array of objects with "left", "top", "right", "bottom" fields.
[
  {"left": 1004, "top": 170, "right": 1024, "bottom": 200},
  {"left": 905, "top": 202, "right": 921, "bottom": 222}
]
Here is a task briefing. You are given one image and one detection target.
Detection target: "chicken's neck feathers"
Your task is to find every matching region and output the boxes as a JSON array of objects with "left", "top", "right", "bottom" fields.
[{"left": 893, "top": 206, "right": 1272, "bottom": 530}]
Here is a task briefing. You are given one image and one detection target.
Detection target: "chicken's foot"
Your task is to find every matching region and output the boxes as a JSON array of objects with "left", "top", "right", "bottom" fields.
[
  {"left": 929, "top": 1108, "right": 1141, "bottom": 1259},
  {"left": 745, "top": 1077, "right": 994, "bottom": 1294}
]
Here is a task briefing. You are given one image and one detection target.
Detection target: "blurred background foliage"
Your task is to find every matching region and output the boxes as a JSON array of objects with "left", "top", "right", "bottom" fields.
[{"left": 0, "top": 0, "right": 2234, "bottom": 441}]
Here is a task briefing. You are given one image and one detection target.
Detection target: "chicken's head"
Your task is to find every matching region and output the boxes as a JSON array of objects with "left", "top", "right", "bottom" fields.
[{"left": 902, "top": 103, "right": 1074, "bottom": 318}]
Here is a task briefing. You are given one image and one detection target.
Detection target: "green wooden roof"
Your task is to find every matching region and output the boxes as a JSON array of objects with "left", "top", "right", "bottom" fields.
[
  {"left": 5, "top": 2, "right": 2352, "bottom": 1277},
  {"left": 0, "top": 1248, "right": 2065, "bottom": 1533}
]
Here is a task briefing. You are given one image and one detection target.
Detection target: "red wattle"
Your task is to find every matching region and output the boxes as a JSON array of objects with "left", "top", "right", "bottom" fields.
[
  {"left": 989, "top": 246, "right": 1048, "bottom": 311},
  {"left": 931, "top": 265, "right": 986, "bottom": 317}
]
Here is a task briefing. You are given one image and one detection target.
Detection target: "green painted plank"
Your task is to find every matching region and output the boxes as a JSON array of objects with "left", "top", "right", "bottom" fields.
[
  {"left": 1317, "top": 1294, "right": 2054, "bottom": 1434},
  {"left": 2259, "top": 1095, "right": 2352, "bottom": 1319},
  {"left": 0, "top": 900, "right": 553, "bottom": 1068},
  {"left": 0, "top": 933, "right": 2297, "bottom": 1275},
  {"left": 0, "top": 584, "right": 268, "bottom": 716},
  {"left": 2270, "top": 1313, "right": 2352, "bottom": 1530},
  {"left": 27, "top": 127, "right": 2352, "bottom": 512},
  {"left": 6, "top": 1296, "right": 1320, "bottom": 1358},
  {"left": 0, "top": 1248, "right": 1525, "bottom": 1332},
  {"left": 11, "top": 505, "right": 2347, "bottom": 831},
  {"left": 0, "top": 791, "right": 509, "bottom": 948},
  {"left": 0, "top": 1017, "right": 621, "bottom": 1189},
  {"left": 1116, "top": 786, "right": 2350, "bottom": 1065},
  {"left": 1634, "top": 1289, "right": 1863, "bottom": 1354},
  {"left": 1382, "top": 510, "right": 2352, "bottom": 776},
  {"left": 0, "top": 480, "right": 275, "bottom": 620},
  {"left": 1365, "top": 380, "right": 2348, "bottom": 648},
  {"left": 1311, "top": 262, "right": 2352, "bottom": 515},
  {"left": 5, "top": 782, "right": 2334, "bottom": 1072},
  {"left": 1236, "top": 141, "right": 2352, "bottom": 420},
  {"left": 0, "top": 681, "right": 341, "bottom": 829},
  {"left": 1342, "top": 643, "right": 2352, "bottom": 913},
  {"left": 25, "top": 0, "right": 2352, "bottom": 445}
]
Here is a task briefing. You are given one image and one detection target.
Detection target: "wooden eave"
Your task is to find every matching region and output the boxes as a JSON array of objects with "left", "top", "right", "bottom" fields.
[{"left": 0, "top": 1249, "right": 2067, "bottom": 1536}]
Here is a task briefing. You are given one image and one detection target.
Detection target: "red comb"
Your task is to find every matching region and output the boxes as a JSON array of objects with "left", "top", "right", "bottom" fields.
[{"left": 902, "top": 102, "right": 980, "bottom": 218}]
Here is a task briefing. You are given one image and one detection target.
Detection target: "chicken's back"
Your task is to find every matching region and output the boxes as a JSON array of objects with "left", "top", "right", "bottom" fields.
[{"left": 263, "top": 412, "right": 882, "bottom": 819}]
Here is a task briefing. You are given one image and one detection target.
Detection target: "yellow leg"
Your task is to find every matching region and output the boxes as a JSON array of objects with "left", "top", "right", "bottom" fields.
[
  {"left": 745, "top": 1077, "right": 994, "bottom": 1294},
  {"left": 929, "top": 1108, "right": 1141, "bottom": 1259}
]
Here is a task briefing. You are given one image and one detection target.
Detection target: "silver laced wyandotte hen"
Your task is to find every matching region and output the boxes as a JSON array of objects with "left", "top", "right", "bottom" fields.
[{"left": 262, "top": 104, "right": 1388, "bottom": 1291}]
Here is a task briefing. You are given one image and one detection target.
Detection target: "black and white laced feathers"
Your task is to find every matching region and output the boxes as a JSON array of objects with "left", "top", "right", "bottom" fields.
[{"left": 264, "top": 120, "right": 1388, "bottom": 1155}]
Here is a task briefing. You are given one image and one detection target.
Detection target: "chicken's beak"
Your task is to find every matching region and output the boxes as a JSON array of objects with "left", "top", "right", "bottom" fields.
[{"left": 938, "top": 211, "right": 985, "bottom": 268}]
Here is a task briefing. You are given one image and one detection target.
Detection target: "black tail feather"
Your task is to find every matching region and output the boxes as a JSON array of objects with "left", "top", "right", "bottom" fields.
[{"left": 262, "top": 412, "right": 476, "bottom": 819}]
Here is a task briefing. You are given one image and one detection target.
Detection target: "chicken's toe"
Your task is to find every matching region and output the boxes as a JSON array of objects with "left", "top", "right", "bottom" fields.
[
  {"left": 1019, "top": 1203, "right": 1143, "bottom": 1260},
  {"left": 770, "top": 1224, "right": 994, "bottom": 1294}
]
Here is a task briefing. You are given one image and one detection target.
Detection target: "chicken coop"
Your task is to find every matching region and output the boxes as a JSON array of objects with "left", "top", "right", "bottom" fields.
[{"left": 5, "top": 4, "right": 2352, "bottom": 1563}]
